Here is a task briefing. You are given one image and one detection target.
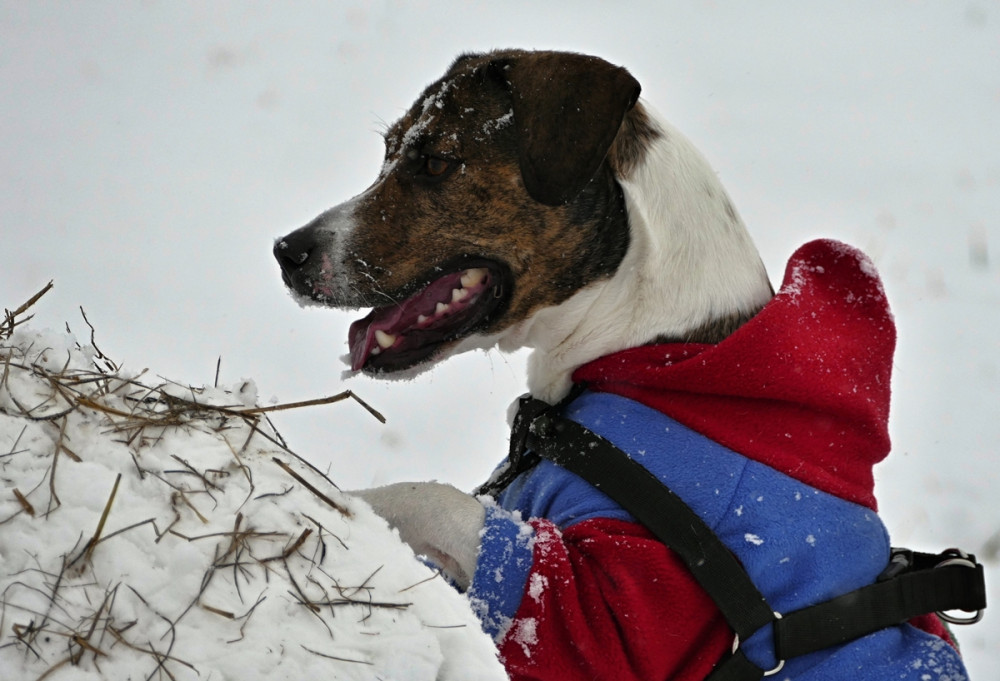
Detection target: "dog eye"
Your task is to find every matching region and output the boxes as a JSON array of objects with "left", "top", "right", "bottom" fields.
[{"left": 423, "top": 156, "right": 451, "bottom": 177}]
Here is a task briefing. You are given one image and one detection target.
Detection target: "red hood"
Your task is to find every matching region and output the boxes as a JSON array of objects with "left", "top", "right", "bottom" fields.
[{"left": 573, "top": 240, "right": 895, "bottom": 510}]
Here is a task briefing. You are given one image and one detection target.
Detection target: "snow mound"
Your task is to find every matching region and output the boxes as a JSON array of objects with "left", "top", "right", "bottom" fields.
[{"left": 0, "top": 326, "right": 505, "bottom": 681}]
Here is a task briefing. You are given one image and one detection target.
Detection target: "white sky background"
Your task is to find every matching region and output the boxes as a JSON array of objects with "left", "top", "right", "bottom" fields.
[{"left": 2, "top": 1, "right": 998, "bottom": 673}]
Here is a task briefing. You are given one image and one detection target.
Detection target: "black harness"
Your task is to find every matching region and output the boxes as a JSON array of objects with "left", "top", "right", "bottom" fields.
[{"left": 478, "top": 389, "right": 986, "bottom": 680}]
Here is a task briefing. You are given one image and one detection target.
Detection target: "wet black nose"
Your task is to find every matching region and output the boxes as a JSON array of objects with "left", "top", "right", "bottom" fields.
[{"left": 273, "top": 227, "right": 316, "bottom": 276}]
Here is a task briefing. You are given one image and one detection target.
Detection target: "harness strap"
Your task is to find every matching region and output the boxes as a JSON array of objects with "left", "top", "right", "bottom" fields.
[
  {"left": 476, "top": 385, "right": 585, "bottom": 498},
  {"left": 500, "top": 394, "right": 986, "bottom": 681},
  {"left": 776, "top": 549, "right": 985, "bottom": 659},
  {"left": 524, "top": 409, "right": 776, "bottom": 644}
]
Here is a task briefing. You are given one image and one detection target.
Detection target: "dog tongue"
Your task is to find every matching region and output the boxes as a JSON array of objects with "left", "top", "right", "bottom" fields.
[{"left": 348, "top": 270, "right": 469, "bottom": 371}]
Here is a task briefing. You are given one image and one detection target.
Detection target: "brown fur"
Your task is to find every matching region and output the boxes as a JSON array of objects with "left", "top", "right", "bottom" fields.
[
  {"left": 655, "top": 308, "right": 762, "bottom": 346},
  {"left": 608, "top": 102, "right": 663, "bottom": 181},
  {"left": 322, "top": 50, "right": 636, "bottom": 337},
  {"left": 275, "top": 49, "right": 768, "bottom": 377}
]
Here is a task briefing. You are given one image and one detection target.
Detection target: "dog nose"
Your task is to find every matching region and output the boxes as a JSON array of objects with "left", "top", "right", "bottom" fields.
[{"left": 273, "top": 227, "right": 315, "bottom": 275}]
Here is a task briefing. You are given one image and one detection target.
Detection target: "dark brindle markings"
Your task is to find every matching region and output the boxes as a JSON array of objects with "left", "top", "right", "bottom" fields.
[{"left": 324, "top": 50, "right": 644, "bottom": 335}]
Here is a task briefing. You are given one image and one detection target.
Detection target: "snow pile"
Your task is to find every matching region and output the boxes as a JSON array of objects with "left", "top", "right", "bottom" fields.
[{"left": 0, "top": 321, "right": 505, "bottom": 680}]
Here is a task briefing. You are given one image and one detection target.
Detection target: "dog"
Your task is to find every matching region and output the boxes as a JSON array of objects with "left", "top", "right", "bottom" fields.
[{"left": 275, "top": 50, "right": 969, "bottom": 681}]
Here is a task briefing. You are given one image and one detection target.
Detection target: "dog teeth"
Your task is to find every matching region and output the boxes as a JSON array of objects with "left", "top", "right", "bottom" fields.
[
  {"left": 374, "top": 330, "right": 397, "bottom": 349},
  {"left": 417, "top": 314, "right": 429, "bottom": 324},
  {"left": 435, "top": 302, "right": 450, "bottom": 315},
  {"left": 460, "top": 268, "right": 487, "bottom": 288},
  {"left": 451, "top": 288, "right": 469, "bottom": 303}
]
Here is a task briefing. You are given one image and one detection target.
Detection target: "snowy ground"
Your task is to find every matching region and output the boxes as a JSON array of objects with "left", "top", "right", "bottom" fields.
[
  {"left": 1, "top": 1, "right": 998, "bottom": 677},
  {"left": 0, "top": 326, "right": 505, "bottom": 679}
]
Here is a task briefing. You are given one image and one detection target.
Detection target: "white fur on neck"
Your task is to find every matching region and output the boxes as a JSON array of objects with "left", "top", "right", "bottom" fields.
[{"left": 500, "top": 103, "right": 772, "bottom": 403}]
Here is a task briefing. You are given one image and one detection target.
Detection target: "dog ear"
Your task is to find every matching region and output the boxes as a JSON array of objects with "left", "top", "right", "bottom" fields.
[{"left": 503, "top": 53, "right": 641, "bottom": 206}]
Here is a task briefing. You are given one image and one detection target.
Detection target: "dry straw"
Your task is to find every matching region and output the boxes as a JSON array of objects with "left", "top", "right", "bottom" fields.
[{"left": 0, "top": 283, "right": 409, "bottom": 680}]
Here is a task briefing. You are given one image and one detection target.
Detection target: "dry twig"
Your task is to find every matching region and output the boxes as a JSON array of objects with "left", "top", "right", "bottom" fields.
[
  {"left": 1, "top": 281, "right": 53, "bottom": 339},
  {"left": 68, "top": 473, "right": 122, "bottom": 568},
  {"left": 12, "top": 488, "right": 34, "bottom": 517},
  {"left": 272, "top": 457, "right": 351, "bottom": 517}
]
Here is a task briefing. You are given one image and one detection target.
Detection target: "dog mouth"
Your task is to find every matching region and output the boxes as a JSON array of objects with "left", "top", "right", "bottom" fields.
[{"left": 348, "top": 261, "right": 510, "bottom": 373}]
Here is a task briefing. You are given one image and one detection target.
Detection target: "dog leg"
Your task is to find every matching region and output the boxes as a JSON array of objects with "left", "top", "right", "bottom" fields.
[{"left": 351, "top": 482, "right": 485, "bottom": 589}]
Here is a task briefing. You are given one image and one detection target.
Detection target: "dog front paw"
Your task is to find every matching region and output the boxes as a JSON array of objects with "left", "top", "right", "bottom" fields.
[{"left": 351, "top": 482, "right": 485, "bottom": 589}]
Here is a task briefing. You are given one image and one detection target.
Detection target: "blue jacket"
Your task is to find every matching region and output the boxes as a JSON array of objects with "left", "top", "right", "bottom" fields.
[{"left": 468, "top": 391, "right": 969, "bottom": 680}]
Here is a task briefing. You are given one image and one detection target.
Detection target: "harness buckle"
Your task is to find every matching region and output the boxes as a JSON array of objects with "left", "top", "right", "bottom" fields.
[
  {"left": 877, "top": 547, "right": 913, "bottom": 582},
  {"left": 935, "top": 549, "right": 985, "bottom": 625}
]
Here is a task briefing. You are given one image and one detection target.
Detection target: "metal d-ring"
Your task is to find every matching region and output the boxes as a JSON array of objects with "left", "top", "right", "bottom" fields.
[
  {"left": 731, "top": 612, "right": 786, "bottom": 676},
  {"left": 935, "top": 551, "right": 985, "bottom": 625}
]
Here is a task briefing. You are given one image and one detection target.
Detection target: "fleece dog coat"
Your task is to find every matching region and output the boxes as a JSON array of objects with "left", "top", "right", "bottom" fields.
[{"left": 467, "top": 240, "right": 968, "bottom": 681}]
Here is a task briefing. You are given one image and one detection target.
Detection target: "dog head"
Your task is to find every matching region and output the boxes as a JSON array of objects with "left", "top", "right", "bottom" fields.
[{"left": 275, "top": 50, "right": 772, "bottom": 400}]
